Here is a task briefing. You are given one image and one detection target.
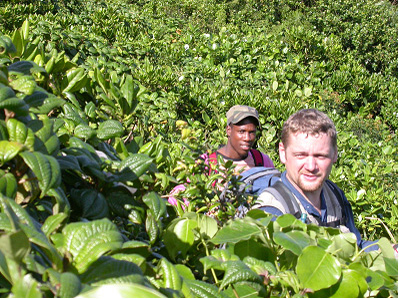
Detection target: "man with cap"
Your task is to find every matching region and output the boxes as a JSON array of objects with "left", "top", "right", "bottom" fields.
[
  {"left": 206, "top": 105, "right": 274, "bottom": 175},
  {"left": 168, "top": 105, "right": 274, "bottom": 207}
]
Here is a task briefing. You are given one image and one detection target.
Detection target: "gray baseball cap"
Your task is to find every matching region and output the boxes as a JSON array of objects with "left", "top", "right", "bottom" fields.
[{"left": 226, "top": 105, "right": 259, "bottom": 126}]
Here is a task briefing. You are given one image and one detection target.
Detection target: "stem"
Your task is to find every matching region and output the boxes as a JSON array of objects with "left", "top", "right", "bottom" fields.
[
  {"left": 232, "top": 285, "right": 240, "bottom": 298},
  {"left": 201, "top": 238, "right": 219, "bottom": 285}
]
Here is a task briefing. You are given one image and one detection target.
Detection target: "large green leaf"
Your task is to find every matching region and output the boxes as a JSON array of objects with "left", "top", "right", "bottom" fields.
[
  {"left": 185, "top": 279, "right": 227, "bottom": 298},
  {"left": 6, "top": 119, "right": 35, "bottom": 151},
  {"left": 118, "top": 153, "right": 153, "bottom": 179},
  {"left": 296, "top": 246, "right": 341, "bottom": 291},
  {"left": 62, "top": 67, "right": 88, "bottom": 93},
  {"left": 76, "top": 283, "right": 166, "bottom": 298},
  {"left": 0, "top": 141, "right": 24, "bottom": 165},
  {"left": 0, "top": 230, "right": 30, "bottom": 264},
  {"left": 143, "top": 192, "right": 166, "bottom": 220},
  {"left": 273, "top": 231, "right": 312, "bottom": 255},
  {"left": 19, "top": 151, "right": 61, "bottom": 197},
  {"left": 11, "top": 274, "right": 42, "bottom": 298},
  {"left": 219, "top": 260, "right": 263, "bottom": 290},
  {"left": 69, "top": 188, "right": 109, "bottom": 220},
  {"left": 159, "top": 258, "right": 183, "bottom": 296},
  {"left": 41, "top": 213, "right": 68, "bottom": 238},
  {"left": 120, "top": 74, "right": 138, "bottom": 114},
  {"left": 97, "top": 120, "right": 124, "bottom": 140},
  {"left": 378, "top": 237, "right": 398, "bottom": 278},
  {"left": 210, "top": 219, "right": 262, "bottom": 245},
  {"left": 326, "top": 233, "right": 357, "bottom": 261},
  {"left": 164, "top": 218, "right": 197, "bottom": 259},
  {"left": 32, "top": 117, "right": 60, "bottom": 155},
  {"left": 80, "top": 256, "right": 144, "bottom": 285},
  {"left": 62, "top": 219, "right": 123, "bottom": 273}
]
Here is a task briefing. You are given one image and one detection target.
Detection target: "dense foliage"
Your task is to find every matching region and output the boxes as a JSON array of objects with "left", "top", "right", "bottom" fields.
[{"left": 0, "top": 0, "right": 397, "bottom": 297}]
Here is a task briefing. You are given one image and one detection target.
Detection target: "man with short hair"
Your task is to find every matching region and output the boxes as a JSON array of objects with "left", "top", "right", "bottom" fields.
[
  {"left": 253, "top": 108, "right": 378, "bottom": 251},
  {"left": 168, "top": 105, "right": 274, "bottom": 206}
]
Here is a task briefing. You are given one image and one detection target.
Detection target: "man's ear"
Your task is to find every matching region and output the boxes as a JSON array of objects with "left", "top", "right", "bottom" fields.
[
  {"left": 226, "top": 125, "right": 231, "bottom": 138},
  {"left": 332, "top": 148, "right": 338, "bottom": 163},
  {"left": 279, "top": 142, "right": 287, "bottom": 164}
]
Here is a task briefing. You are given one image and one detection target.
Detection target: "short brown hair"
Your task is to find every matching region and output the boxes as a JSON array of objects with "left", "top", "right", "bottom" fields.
[{"left": 281, "top": 109, "right": 337, "bottom": 149}]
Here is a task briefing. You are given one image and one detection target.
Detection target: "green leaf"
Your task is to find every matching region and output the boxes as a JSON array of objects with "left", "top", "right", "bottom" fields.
[
  {"left": 0, "top": 141, "right": 24, "bottom": 165},
  {"left": 219, "top": 260, "right": 262, "bottom": 290},
  {"left": 0, "top": 170, "right": 17, "bottom": 199},
  {"left": 197, "top": 214, "right": 218, "bottom": 239},
  {"left": 58, "top": 272, "right": 82, "bottom": 298},
  {"left": 62, "top": 67, "right": 87, "bottom": 93},
  {"left": 145, "top": 212, "right": 160, "bottom": 245},
  {"left": 0, "top": 84, "right": 16, "bottom": 101},
  {"left": 74, "top": 124, "right": 96, "bottom": 140},
  {"left": 164, "top": 218, "right": 197, "bottom": 259},
  {"left": 0, "top": 230, "right": 30, "bottom": 263},
  {"left": 33, "top": 117, "right": 60, "bottom": 155},
  {"left": 9, "top": 74, "right": 37, "bottom": 94},
  {"left": 200, "top": 249, "right": 240, "bottom": 272},
  {"left": 210, "top": 219, "right": 261, "bottom": 245},
  {"left": 243, "top": 256, "right": 277, "bottom": 276},
  {"left": 41, "top": 213, "right": 68, "bottom": 238},
  {"left": 234, "top": 239, "right": 274, "bottom": 261},
  {"left": 159, "top": 258, "right": 183, "bottom": 296},
  {"left": 80, "top": 256, "right": 144, "bottom": 285},
  {"left": 326, "top": 233, "right": 357, "bottom": 261},
  {"left": 19, "top": 151, "right": 61, "bottom": 197},
  {"left": 97, "top": 120, "right": 124, "bottom": 140},
  {"left": 378, "top": 237, "right": 398, "bottom": 277},
  {"left": 11, "top": 274, "right": 42, "bottom": 298},
  {"left": 296, "top": 246, "right": 341, "bottom": 291},
  {"left": 76, "top": 283, "right": 166, "bottom": 298},
  {"left": 118, "top": 153, "right": 153, "bottom": 179},
  {"left": 273, "top": 231, "right": 311, "bottom": 255},
  {"left": 0, "top": 36, "right": 16, "bottom": 54},
  {"left": 0, "top": 96, "right": 29, "bottom": 115},
  {"left": 7, "top": 119, "right": 35, "bottom": 150},
  {"left": 70, "top": 189, "right": 109, "bottom": 220},
  {"left": 62, "top": 219, "right": 123, "bottom": 273},
  {"left": 120, "top": 75, "right": 138, "bottom": 114},
  {"left": 185, "top": 279, "right": 226, "bottom": 298},
  {"left": 143, "top": 192, "right": 166, "bottom": 221}
]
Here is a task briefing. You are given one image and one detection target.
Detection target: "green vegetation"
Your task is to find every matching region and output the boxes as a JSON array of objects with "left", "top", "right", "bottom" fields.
[{"left": 0, "top": 0, "right": 397, "bottom": 297}]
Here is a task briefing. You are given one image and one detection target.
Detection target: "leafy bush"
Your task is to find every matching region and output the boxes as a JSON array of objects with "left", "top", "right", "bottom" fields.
[{"left": 0, "top": 0, "right": 397, "bottom": 297}]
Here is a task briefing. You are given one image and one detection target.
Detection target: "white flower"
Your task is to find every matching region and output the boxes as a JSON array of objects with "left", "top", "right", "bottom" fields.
[
  {"left": 179, "top": 76, "right": 185, "bottom": 81},
  {"left": 204, "top": 33, "right": 210, "bottom": 38},
  {"left": 212, "top": 43, "right": 217, "bottom": 50},
  {"left": 184, "top": 44, "right": 189, "bottom": 51}
]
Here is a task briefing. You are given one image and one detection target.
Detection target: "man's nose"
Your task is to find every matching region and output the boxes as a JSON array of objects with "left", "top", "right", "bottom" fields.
[{"left": 304, "top": 156, "right": 317, "bottom": 171}]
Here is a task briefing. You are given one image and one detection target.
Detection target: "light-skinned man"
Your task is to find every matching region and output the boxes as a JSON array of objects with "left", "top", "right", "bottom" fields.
[{"left": 253, "top": 108, "right": 378, "bottom": 251}]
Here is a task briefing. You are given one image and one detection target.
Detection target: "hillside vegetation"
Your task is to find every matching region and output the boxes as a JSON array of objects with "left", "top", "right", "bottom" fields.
[{"left": 0, "top": 0, "right": 397, "bottom": 297}]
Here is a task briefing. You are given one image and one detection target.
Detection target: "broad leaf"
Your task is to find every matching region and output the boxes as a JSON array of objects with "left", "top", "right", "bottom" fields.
[
  {"left": 210, "top": 219, "right": 261, "bottom": 245},
  {"left": 273, "top": 231, "right": 311, "bottom": 255},
  {"left": 143, "top": 192, "right": 166, "bottom": 220},
  {"left": 62, "top": 219, "right": 123, "bottom": 273},
  {"left": 20, "top": 151, "right": 61, "bottom": 197},
  {"left": 97, "top": 120, "right": 124, "bottom": 140},
  {"left": 296, "top": 246, "right": 341, "bottom": 291},
  {"left": 0, "top": 141, "right": 24, "bottom": 165},
  {"left": 219, "top": 260, "right": 263, "bottom": 290}
]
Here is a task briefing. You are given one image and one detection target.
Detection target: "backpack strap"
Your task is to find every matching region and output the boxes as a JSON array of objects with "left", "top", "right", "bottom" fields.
[
  {"left": 323, "top": 180, "right": 347, "bottom": 226},
  {"left": 268, "top": 181, "right": 302, "bottom": 219},
  {"left": 250, "top": 149, "right": 264, "bottom": 166}
]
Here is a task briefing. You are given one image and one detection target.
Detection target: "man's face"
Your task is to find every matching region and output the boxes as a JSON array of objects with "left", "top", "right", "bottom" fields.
[
  {"left": 279, "top": 132, "right": 337, "bottom": 196},
  {"left": 226, "top": 119, "right": 257, "bottom": 159}
]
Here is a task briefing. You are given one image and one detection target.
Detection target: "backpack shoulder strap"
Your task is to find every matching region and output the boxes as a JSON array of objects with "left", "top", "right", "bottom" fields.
[
  {"left": 324, "top": 180, "right": 347, "bottom": 226},
  {"left": 265, "top": 181, "right": 302, "bottom": 219},
  {"left": 250, "top": 149, "right": 264, "bottom": 166}
]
